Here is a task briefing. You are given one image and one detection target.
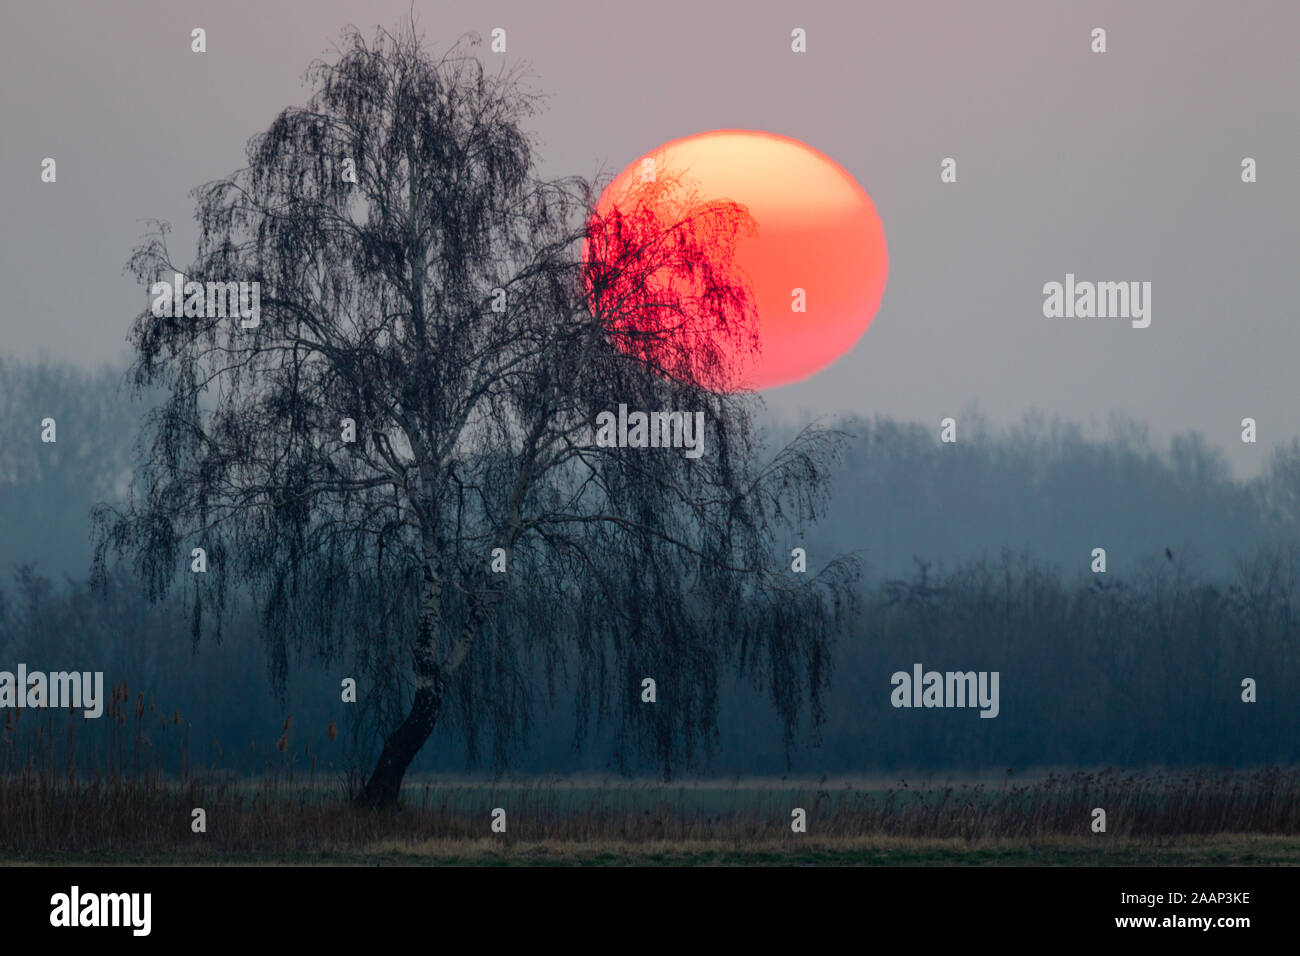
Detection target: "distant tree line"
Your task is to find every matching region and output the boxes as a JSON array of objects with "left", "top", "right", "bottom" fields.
[
  {"left": 8, "top": 360, "right": 1299, "bottom": 588},
  {"left": 3, "top": 358, "right": 1299, "bottom": 777},
  {"left": 2, "top": 538, "right": 1296, "bottom": 778}
]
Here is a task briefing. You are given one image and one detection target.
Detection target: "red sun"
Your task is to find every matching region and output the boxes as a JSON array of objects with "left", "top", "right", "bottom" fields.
[{"left": 586, "top": 130, "right": 888, "bottom": 392}]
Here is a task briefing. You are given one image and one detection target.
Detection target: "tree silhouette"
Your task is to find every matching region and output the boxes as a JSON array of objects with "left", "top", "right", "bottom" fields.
[{"left": 94, "top": 24, "right": 857, "bottom": 808}]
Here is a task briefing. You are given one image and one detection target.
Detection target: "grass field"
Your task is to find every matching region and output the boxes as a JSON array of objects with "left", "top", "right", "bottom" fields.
[
  {"left": 9, "top": 835, "right": 1300, "bottom": 867},
  {"left": 3, "top": 770, "right": 1300, "bottom": 865}
]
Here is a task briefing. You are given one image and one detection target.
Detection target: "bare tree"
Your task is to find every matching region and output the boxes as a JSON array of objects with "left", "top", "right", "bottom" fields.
[{"left": 94, "top": 24, "right": 858, "bottom": 808}]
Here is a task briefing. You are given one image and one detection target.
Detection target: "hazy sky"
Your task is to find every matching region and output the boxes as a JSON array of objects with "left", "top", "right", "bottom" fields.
[{"left": 2, "top": 0, "right": 1296, "bottom": 476}]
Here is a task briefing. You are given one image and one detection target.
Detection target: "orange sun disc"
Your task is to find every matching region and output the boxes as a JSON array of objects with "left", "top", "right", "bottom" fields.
[{"left": 586, "top": 130, "right": 888, "bottom": 391}]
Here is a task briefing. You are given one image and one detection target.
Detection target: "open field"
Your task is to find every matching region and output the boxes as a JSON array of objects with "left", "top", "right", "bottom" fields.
[
  {"left": 7, "top": 835, "right": 1300, "bottom": 867},
  {"left": 3, "top": 769, "right": 1300, "bottom": 865}
]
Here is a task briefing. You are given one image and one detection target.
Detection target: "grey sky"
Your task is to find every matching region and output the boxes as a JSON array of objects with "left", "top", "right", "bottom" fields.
[{"left": 2, "top": 0, "right": 1296, "bottom": 476}]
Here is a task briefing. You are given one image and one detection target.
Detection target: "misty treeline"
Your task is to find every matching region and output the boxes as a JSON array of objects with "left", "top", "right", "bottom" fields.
[{"left": 2, "top": 357, "right": 1298, "bottom": 776}]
